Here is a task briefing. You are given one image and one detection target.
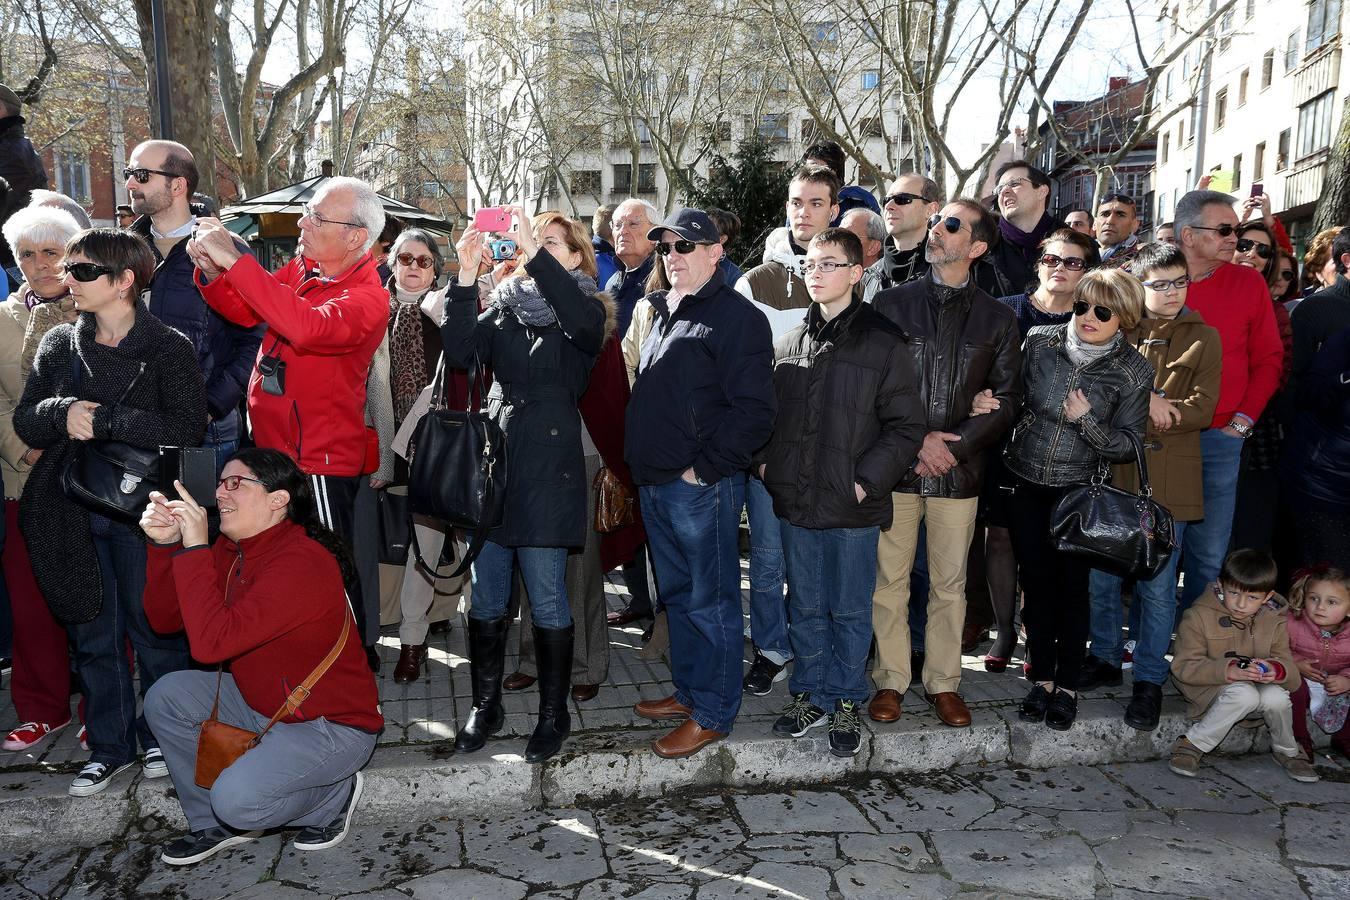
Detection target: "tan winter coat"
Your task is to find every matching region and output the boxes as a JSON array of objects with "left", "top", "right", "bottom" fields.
[{"left": 1171, "top": 587, "right": 1301, "bottom": 718}]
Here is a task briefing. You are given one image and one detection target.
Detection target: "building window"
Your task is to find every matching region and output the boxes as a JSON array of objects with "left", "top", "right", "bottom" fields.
[
  {"left": 52, "top": 150, "right": 90, "bottom": 203},
  {"left": 1277, "top": 128, "right": 1291, "bottom": 170},
  {"left": 571, "top": 169, "right": 601, "bottom": 195},
  {"left": 1254, "top": 142, "right": 1266, "bottom": 180},
  {"left": 420, "top": 181, "right": 444, "bottom": 198},
  {"left": 1285, "top": 30, "right": 1301, "bottom": 71},
  {"left": 1162, "top": 133, "right": 1170, "bottom": 165},
  {"left": 1165, "top": 68, "right": 1174, "bottom": 100},
  {"left": 637, "top": 163, "right": 657, "bottom": 194},
  {"left": 1245, "top": 0, "right": 1256, "bottom": 18},
  {"left": 1232, "top": 154, "right": 1242, "bottom": 190},
  {"left": 1214, "top": 88, "right": 1228, "bottom": 129},
  {"left": 861, "top": 69, "right": 879, "bottom": 90},
  {"left": 757, "top": 113, "right": 789, "bottom": 143},
  {"left": 1179, "top": 117, "right": 1186, "bottom": 146},
  {"left": 1261, "top": 50, "right": 1274, "bottom": 89},
  {"left": 1297, "top": 90, "right": 1335, "bottom": 159},
  {"left": 1238, "top": 69, "right": 1249, "bottom": 105},
  {"left": 706, "top": 120, "right": 731, "bottom": 144},
  {"left": 1218, "top": 10, "right": 1234, "bottom": 52},
  {"left": 612, "top": 164, "right": 631, "bottom": 194},
  {"left": 1305, "top": 0, "right": 1343, "bottom": 54},
  {"left": 858, "top": 116, "right": 885, "bottom": 138},
  {"left": 811, "top": 20, "right": 838, "bottom": 43}
]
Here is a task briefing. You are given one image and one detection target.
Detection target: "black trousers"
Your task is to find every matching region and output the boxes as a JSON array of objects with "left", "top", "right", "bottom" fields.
[
  {"left": 309, "top": 473, "right": 369, "bottom": 644},
  {"left": 1007, "top": 475, "right": 1090, "bottom": 690}
]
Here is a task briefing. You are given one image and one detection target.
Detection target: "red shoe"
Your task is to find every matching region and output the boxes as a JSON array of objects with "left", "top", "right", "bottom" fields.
[
  {"left": 983, "top": 655, "right": 1009, "bottom": 673},
  {"left": 3, "top": 720, "right": 70, "bottom": 751}
]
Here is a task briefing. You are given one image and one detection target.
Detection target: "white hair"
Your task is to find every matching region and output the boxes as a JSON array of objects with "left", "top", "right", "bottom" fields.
[
  {"left": 316, "top": 176, "right": 386, "bottom": 252},
  {"left": 842, "top": 207, "right": 886, "bottom": 243},
  {"left": 2, "top": 205, "right": 82, "bottom": 254},
  {"left": 28, "top": 190, "right": 92, "bottom": 229},
  {"left": 614, "top": 198, "right": 660, "bottom": 225}
]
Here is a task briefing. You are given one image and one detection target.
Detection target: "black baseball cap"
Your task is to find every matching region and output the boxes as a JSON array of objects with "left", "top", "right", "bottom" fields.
[{"left": 647, "top": 208, "right": 721, "bottom": 244}]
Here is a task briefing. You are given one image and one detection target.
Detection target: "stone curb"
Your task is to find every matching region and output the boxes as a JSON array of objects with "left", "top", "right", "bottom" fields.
[{"left": 1, "top": 693, "right": 1296, "bottom": 847}]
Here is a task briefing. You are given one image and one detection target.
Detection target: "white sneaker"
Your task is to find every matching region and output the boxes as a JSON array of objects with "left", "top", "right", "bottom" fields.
[
  {"left": 1121, "top": 640, "right": 1136, "bottom": 670},
  {"left": 68, "top": 760, "right": 135, "bottom": 797},
  {"left": 142, "top": 747, "right": 170, "bottom": 778}
]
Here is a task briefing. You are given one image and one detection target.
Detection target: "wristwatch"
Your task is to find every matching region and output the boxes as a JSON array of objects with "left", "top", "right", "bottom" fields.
[{"left": 1228, "top": 416, "right": 1253, "bottom": 437}]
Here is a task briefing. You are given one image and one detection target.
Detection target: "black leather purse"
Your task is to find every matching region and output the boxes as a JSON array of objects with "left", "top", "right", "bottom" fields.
[
  {"left": 376, "top": 488, "right": 411, "bottom": 565},
  {"left": 406, "top": 354, "right": 506, "bottom": 577},
  {"left": 1048, "top": 432, "right": 1176, "bottom": 580}
]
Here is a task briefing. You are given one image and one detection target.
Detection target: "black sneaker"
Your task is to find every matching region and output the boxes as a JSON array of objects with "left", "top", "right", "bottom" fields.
[
  {"left": 1077, "top": 656, "right": 1122, "bottom": 691},
  {"left": 829, "top": 700, "right": 862, "bottom": 757},
  {"left": 772, "top": 692, "right": 827, "bottom": 737},
  {"left": 68, "top": 760, "right": 136, "bottom": 797},
  {"left": 743, "top": 652, "right": 786, "bottom": 696},
  {"left": 293, "top": 771, "right": 363, "bottom": 851},
  {"left": 160, "top": 827, "right": 261, "bottom": 866}
]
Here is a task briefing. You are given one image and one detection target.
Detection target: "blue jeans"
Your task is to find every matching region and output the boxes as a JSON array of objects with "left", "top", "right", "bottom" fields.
[
  {"left": 469, "top": 541, "right": 570, "bottom": 629},
  {"left": 1178, "top": 430, "right": 1244, "bottom": 615},
  {"left": 781, "top": 521, "right": 880, "bottom": 708},
  {"left": 70, "top": 515, "right": 191, "bottom": 766},
  {"left": 1088, "top": 521, "right": 1190, "bottom": 685},
  {"left": 746, "top": 477, "right": 790, "bottom": 664},
  {"left": 641, "top": 473, "right": 746, "bottom": 733}
]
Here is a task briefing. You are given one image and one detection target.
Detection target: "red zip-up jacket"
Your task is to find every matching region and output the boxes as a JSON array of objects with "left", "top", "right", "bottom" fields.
[
  {"left": 1185, "top": 262, "right": 1284, "bottom": 428},
  {"left": 144, "top": 520, "right": 383, "bottom": 733},
  {"left": 197, "top": 253, "right": 389, "bottom": 476}
]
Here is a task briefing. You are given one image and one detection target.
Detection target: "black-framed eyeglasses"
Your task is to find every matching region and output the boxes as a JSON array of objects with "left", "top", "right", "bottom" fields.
[
  {"left": 301, "top": 203, "right": 364, "bottom": 229},
  {"left": 62, "top": 262, "right": 116, "bottom": 282},
  {"left": 218, "top": 474, "right": 266, "bottom": 491},
  {"left": 1099, "top": 193, "right": 1135, "bottom": 207},
  {"left": 802, "top": 260, "right": 857, "bottom": 274},
  {"left": 122, "top": 166, "right": 179, "bottom": 184},
  {"left": 655, "top": 239, "right": 703, "bottom": 256},
  {"left": 928, "top": 214, "right": 968, "bottom": 235},
  {"left": 1191, "top": 223, "right": 1238, "bottom": 237},
  {"left": 395, "top": 252, "right": 436, "bottom": 269},
  {"left": 1235, "top": 238, "right": 1274, "bottom": 259},
  {"left": 1073, "top": 300, "right": 1116, "bottom": 322},
  {"left": 1039, "top": 253, "right": 1086, "bottom": 272},
  {"left": 1140, "top": 275, "right": 1190, "bottom": 292},
  {"left": 884, "top": 192, "right": 924, "bottom": 207}
]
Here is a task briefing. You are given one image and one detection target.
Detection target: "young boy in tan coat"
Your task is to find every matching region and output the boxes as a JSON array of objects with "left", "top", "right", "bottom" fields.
[{"left": 1170, "top": 549, "right": 1319, "bottom": 782}]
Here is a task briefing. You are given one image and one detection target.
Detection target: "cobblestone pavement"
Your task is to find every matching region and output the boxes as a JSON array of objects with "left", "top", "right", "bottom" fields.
[{"left": 1, "top": 757, "right": 1348, "bottom": 898}]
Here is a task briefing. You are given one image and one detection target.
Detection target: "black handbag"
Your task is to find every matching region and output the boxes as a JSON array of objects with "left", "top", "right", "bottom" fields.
[
  {"left": 376, "top": 488, "right": 411, "bottom": 565},
  {"left": 1048, "top": 432, "right": 1176, "bottom": 580},
  {"left": 61, "top": 343, "right": 161, "bottom": 523},
  {"left": 406, "top": 354, "right": 506, "bottom": 577}
]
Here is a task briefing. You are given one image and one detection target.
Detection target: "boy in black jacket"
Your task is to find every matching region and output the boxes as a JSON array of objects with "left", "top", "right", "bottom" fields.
[{"left": 756, "top": 228, "right": 925, "bottom": 756}]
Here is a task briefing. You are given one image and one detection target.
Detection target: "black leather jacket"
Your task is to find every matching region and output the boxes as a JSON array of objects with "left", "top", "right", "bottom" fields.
[
  {"left": 872, "top": 274, "right": 1022, "bottom": 499},
  {"left": 1004, "top": 324, "right": 1152, "bottom": 487}
]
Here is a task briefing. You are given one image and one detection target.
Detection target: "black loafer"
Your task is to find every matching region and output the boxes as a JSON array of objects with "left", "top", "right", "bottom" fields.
[
  {"left": 1077, "top": 656, "right": 1122, "bottom": 691},
  {"left": 1045, "top": 689, "right": 1078, "bottom": 731},
  {"left": 1124, "top": 681, "right": 1163, "bottom": 731},
  {"left": 1019, "top": 684, "right": 1051, "bottom": 722}
]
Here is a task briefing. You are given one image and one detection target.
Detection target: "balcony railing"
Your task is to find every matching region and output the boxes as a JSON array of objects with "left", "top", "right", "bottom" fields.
[
  {"left": 1292, "top": 45, "right": 1341, "bottom": 106},
  {"left": 1284, "top": 155, "right": 1329, "bottom": 208}
]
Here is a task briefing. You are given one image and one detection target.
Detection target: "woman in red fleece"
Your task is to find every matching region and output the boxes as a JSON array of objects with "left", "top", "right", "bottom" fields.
[{"left": 141, "top": 447, "right": 381, "bottom": 866}]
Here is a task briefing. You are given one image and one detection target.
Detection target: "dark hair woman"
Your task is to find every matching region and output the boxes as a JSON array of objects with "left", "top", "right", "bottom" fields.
[
  {"left": 13, "top": 227, "right": 207, "bottom": 797},
  {"left": 449, "top": 206, "right": 607, "bottom": 763},
  {"left": 141, "top": 447, "right": 380, "bottom": 865}
]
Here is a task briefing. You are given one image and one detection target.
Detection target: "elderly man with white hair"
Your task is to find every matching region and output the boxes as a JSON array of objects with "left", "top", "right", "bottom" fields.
[
  {"left": 840, "top": 208, "right": 886, "bottom": 269},
  {"left": 187, "top": 177, "right": 390, "bottom": 669}
]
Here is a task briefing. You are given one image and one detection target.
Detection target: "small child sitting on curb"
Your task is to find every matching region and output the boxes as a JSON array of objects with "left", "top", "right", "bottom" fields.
[
  {"left": 1169, "top": 549, "right": 1319, "bottom": 783},
  {"left": 1286, "top": 565, "right": 1350, "bottom": 760}
]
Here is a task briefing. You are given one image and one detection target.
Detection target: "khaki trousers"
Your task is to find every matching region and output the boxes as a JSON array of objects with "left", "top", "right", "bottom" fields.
[
  {"left": 871, "top": 493, "right": 979, "bottom": 694},
  {"left": 1186, "top": 681, "right": 1299, "bottom": 756}
]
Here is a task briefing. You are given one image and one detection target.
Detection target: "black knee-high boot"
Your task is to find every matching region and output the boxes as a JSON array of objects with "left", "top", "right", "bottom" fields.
[
  {"left": 455, "top": 616, "right": 508, "bottom": 753},
  {"left": 524, "top": 624, "right": 573, "bottom": 763}
]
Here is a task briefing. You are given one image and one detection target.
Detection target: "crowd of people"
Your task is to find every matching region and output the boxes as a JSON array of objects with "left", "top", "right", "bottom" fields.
[{"left": 0, "top": 85, "right": 1348, "bottom": 866}]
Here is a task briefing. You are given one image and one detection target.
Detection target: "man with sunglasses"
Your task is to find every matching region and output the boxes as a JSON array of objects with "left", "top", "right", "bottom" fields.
[
  {"left": 626, "top": 208, "right": 775, "bottom": 759},
  {"left": 1172, "top": 189, "right": 1283, "bottom": 620},
  {"left": 125, "top": 140, "right": 263, "bottom": 477},
  {"left": 1095, "top": 193, "right": 1141, "bottom": 268},
  {"left": 859, "top": 174, "right": 940, "bottom": 303},
  {"left": 867, "top": 200, "right": 1022, "bottom": 729}
]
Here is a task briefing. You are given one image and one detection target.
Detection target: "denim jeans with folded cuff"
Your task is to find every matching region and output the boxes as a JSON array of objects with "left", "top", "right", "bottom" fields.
[
  {"left": 781, "top": 521, "right": 880, "bottom": 709},
  {"left": 641, "top": 473, "right": 746, "bottom": 734},
  {"left": 746, "top": 476, "right": 791, "bottom": 666},
  {"left": 1088, "top": 521, "right": 1189, "bottom": 686},
  {"left": 468, "top": 540, "right": 571, "bottom": 629},
  {"left": 1177, "top": 429, "right": 1244, "bottom": 618}
]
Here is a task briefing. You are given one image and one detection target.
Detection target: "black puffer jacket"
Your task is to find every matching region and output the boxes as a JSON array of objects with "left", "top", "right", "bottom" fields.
[
  {"left": 872, "top": 274, "right": 1023, "bottom": 499},
  {"left": 1004, "top": 324, "right": 1151, "bottom": 487},
  {"left": 440, "top": 250, "right": 606, "bottom": 548},
  {"left": 758, "top": 299, "right": 925, "bottom": 529},
  {"left": 1280, "top": 324, "right": 1350, "bottom": 509}
]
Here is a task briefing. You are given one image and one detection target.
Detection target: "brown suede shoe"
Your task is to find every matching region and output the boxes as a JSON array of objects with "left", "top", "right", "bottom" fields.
[
  {"left": 571, "top": 683, "right": 599, "bottom": 702},
  {"left": 392, "top": 644, "right": 427, "bottom": 684},
  {"left": 634, "top": 694, "right": 693, "bottom": 721},
  {"left": 652, "top": 719, "right": 726, "bottom": 759},
  {"left": 503, "top": 672, "right": 536, "bottom": 691},
  {"left": 868, "top": 689, "right": 903, "bottom": 723},
  {"left": 927, "top": 691, "right": 972, "bottom": 727}
]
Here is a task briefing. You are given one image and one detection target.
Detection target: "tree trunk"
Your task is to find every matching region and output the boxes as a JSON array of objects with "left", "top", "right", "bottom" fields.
[
  {"left": 1312, "top": 93, "right": 1350, "bottom": 232},
  {"left": 135, "top": 0, "right": 217, "bottom": 198}
]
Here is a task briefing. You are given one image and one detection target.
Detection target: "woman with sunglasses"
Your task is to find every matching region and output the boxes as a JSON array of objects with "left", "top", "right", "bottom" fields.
[
  {"left": 448, "top": 206, "right": 607, "bottom": 763},
  {"left": 14, "top": 228, "right": 206, "bottom": 797},
  {"left": 1004, "top": 268, "right": 1151, "bottom": 731}
]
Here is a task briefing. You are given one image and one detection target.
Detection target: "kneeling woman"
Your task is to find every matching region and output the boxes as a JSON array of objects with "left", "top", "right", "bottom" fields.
[{"left": 141, "top": 448, "right": 381, "bottom": 865}]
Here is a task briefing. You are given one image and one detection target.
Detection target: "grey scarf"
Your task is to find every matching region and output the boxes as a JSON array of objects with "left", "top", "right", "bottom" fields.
[
  {"left": 1065, "top": 325, "right": 1121, "bottom": 367},
  {"left": 490, "top": 269, "right": 597, "bottom": 327}
]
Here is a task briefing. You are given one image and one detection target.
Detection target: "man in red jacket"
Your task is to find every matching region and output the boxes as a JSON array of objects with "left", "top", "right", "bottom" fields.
[{"left": 186, "top": 177, "right": 390, "bottom": 664}]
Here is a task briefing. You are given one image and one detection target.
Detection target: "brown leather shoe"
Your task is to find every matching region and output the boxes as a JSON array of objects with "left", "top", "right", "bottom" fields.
[
  {"left": 392, "top": 644, "right": 427, "bottom": 684},
  {"left": 652, "top": 719, "right": 726, "bottom": 759},
  {"left": 503, "top": 672, "right": 536, "bottom": 691},
  {"left": 927, "top": 691, "right": 972, "bottom": 727},
  {"left": 868, "top": 689, "right": 903, "bottom": 723},
  {"left": 634, "top": 694, "right": 693, "bottom": 721},
  {"left": 571, "top": 683, "right": 599, "bottom": 702}
]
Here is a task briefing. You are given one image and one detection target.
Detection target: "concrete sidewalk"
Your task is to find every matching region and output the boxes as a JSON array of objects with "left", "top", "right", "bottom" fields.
[{"left": 2, "top": 569, "right": 1344, "bottom": 846}]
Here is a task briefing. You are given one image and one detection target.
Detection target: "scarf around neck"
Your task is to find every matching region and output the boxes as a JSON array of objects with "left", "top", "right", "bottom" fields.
[
  {"left": 490, "top": 269, "right": 597, "bottom": 327},
  {"left": 1065, "top": 324, "right": 1121, "bottom": 367},
  {"left": 999, "top": 212, "right": 1055, "bottom": 257}
]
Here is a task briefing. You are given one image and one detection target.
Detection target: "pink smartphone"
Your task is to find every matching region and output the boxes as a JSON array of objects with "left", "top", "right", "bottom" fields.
[
  {"left": 1250, "top": 182, "right": 1264, "bottom": 198},
  {"left": 474, "top": 207, "right": 512, "bottom": 233}
]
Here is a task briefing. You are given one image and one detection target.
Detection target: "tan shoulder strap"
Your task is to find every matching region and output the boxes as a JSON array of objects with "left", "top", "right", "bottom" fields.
[{"left": 248, "top": 610, "right": 353, "bottom": 747}]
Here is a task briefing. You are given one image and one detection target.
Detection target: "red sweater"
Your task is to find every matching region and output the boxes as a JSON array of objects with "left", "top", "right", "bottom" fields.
[
  {"left": 197, "top": 253, "right": 389, "bottom": 476},
  {"left": 1185, "top": 262, "right": 1284, "bottom": 428},
  {"left": 144, "top": 520, "right": 383, "bottom": 732}
]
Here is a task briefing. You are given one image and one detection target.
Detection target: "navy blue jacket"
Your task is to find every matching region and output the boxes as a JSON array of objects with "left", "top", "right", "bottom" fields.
[
  {"left": 605, "top": 253, "right": 655, "bottom": 338},
  {"left": 625, "top": 268, "right": 776, "bottom": 485},
  {"left": 134, "top": 216, "right": 264, "bottom": 444}
]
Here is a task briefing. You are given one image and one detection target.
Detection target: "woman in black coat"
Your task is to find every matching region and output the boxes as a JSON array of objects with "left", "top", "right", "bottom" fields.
[
  {"left": 445, "top": 206, "right": 606, "bottom": 763},
  {"left": 14, "top": 228, "right": 206, "bottom": 798}
]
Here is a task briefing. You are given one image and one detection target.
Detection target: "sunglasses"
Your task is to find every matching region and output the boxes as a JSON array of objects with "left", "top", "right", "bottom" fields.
[
  {"left": 1191, "top": 223, "right": 1238, "bottom": 237},
  {"left": 1235, "top": 238, "right": 1274, "bottom": 259},
  {"left": 1039, "top": 253, "right": 1086, "bottom": 272},
  {"left": 1140, "top": 275, "right": 1190, "bottom": 292},
  {"left": 62, "top": 262, "right": 116, "bottom": 282},
  {"left": 1073, "top": 300, "right": 1116, "bottom": 323},
  {"left": 122, "top": 166, "right": 179, "bottom": 184},
  {"left": 1099, "top": 192, "right": 1135, "bottom": 207},
  {"left": 218, "top": 474, "right": 266, "bottom": 491},
  {"left": 396, "top": 252, "right": 436, "bottom": 269},
  {"left": 655, "top": 239, "right": 703, "bottom": 256},
  {"left": 1278, "top": 269, "right": 1296, "bottom": 281},
  {"left": 928, "top": 214, "right": 968, "bottom": 235},
  {"left": 884, "top": 192, "right": 924, "bottom": 207}
]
